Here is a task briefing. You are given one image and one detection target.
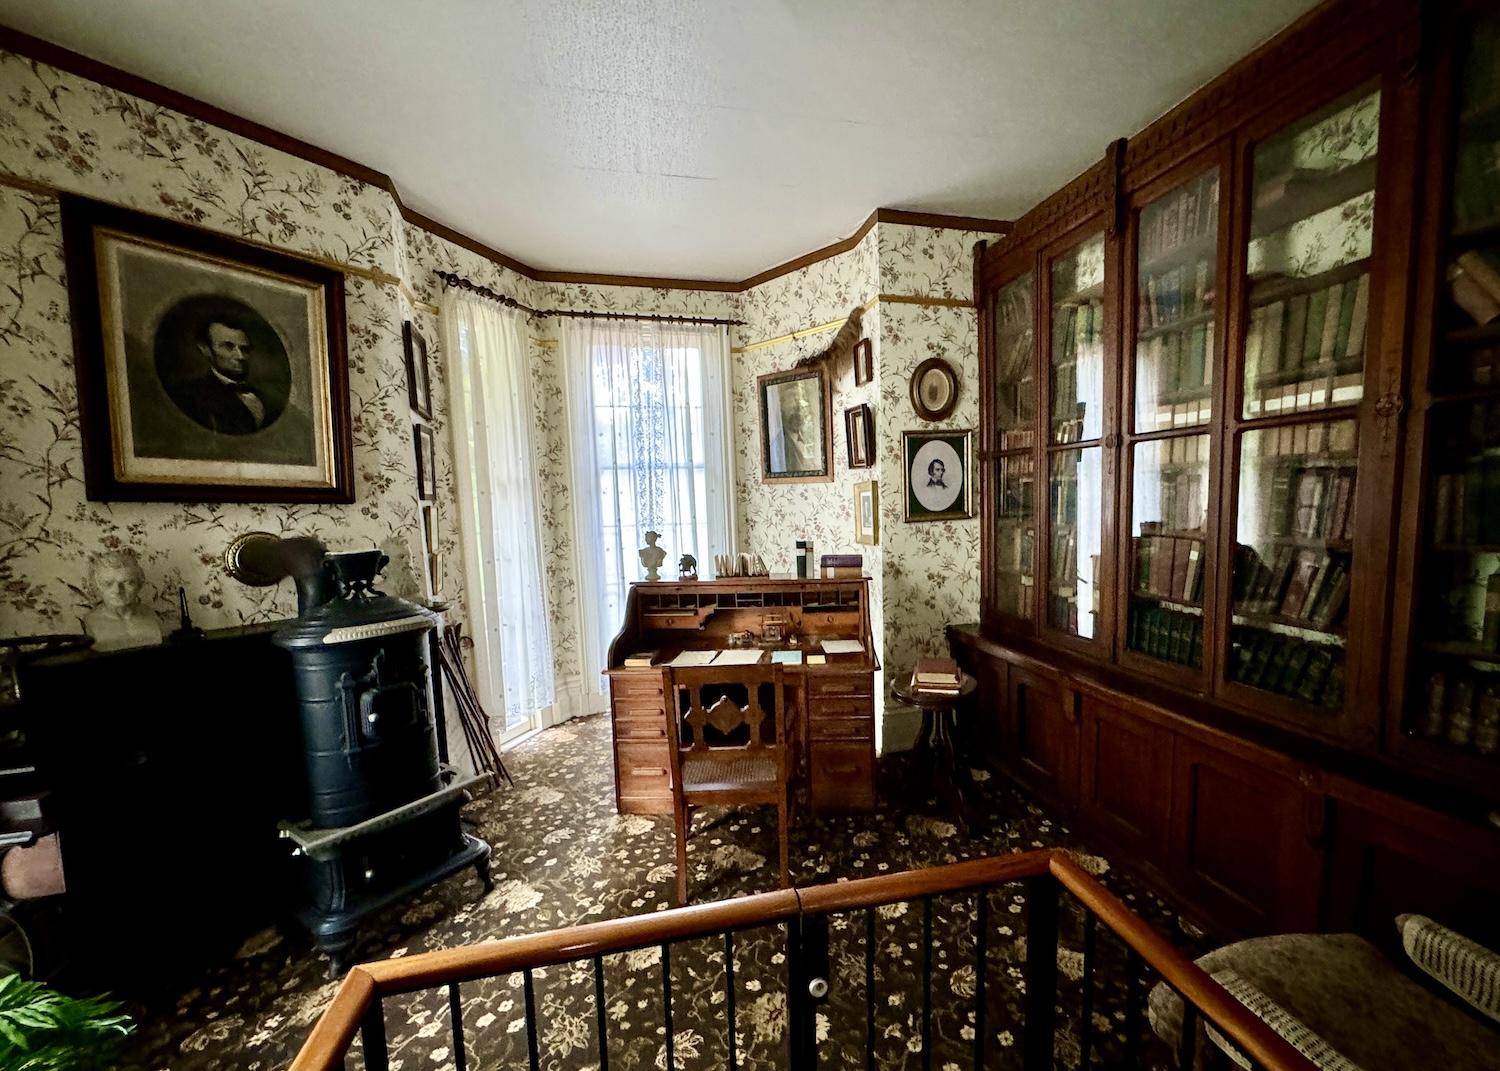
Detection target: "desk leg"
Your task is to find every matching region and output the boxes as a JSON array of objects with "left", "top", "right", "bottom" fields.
[{"left": 922, "top": 706, "right": 968, "bottom": 833}]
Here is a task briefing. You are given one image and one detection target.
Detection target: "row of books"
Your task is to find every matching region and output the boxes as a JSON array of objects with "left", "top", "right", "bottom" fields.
[
  {"left": 1128, "top": 605, "right": 1203, "bottom": 668},
  {"left": 1138, "top": 261, "right": 1213, "bottom": 330},
  {"left": 1233, "top": 546, "right": 1351, "bottom": 629},
  {"left": 1134, "top": 535, "right": 1205, "bottom": 604},
  {"left": 820, "top": 553, "right": 863, "bottom": 579},
  {"left": 1447, "top": 250, "right": 1500, "bottom": 325},
  {"left": 1253, "top": 419, "right": 1358, "bottom": 460},
  {"left": 1431, "top": 461, "right": 1500, "bottom": 545},
  {"left": 998, "top": 466, "right": 1034, "bottom": 519},
  {"left": 1244, "top": 273, "right": 1369, "bottom": 378},
  {"left": 1418, "top": 669, "right": 1500, "bottom": 757},
  {"left": 995, "top": 523, "right": 1035, "bottom": 579},
  {"left": 1139, "top": 465, "right": 1208, "bottom": 535},
  {"left": 1452, "top": 138, "right": 1500, "bottom": 234},
  {"left": 995, "top": 276, "right": 1036, "bottom": 434},
  {"left": 1267, "top": 465, "right": 1358, "bottom": 542},
  {"left": 1050, "top": 301, "right": 1104, "bottom": 444},
  {"left": 1139, "top": 170, "right": 1220, "bottom": 265},
  {"left": 1229, "top": 629, "right": 1345, "bottom": 709},
  {"left": 1138, "top": 321, "right": 1214, "bottom": 398},
  {"left": 1047, "top": 595, "right": 1094, "bottom": 634}
]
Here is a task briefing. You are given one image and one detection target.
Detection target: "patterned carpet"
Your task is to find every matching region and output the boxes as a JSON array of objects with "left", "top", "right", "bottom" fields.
[{"left": 125, "top": 713, "right": 1212, "bottom": 1070}]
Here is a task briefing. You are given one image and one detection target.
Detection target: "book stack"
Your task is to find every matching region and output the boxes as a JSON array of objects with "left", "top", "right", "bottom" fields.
[
  {"left": 1139, "top": 171, "right": 1219, "bottom": 265},
  {"left": 1051, "top": 299, "right": 1103, "bottom": 444},
  {"left": 1228, "top": 629, "right": 1345, "bottom": 709},
  {"left": 820, "top": 553, "right": 863, "bottom": 579},
  {"left": 1134, "top": 534, "right": 1205, "bottom": 604},
  {"left": 1448, "top": 251, "right": 1500, "bottom": 324},
  {"left": 912, "top": 656, "right": 961, "bottom": 696},
  {"left": 1244, "top": 272, "right": 1369, "bottom": 383},
  {"left": 623, "top": 650, "right": 658, "bottom": 668},
  {"left": 1233, "top": 545, "right": 1351, "bottom": 631},
  {"left": 1128, "top": 606, "right": 1203, "bottom": 667}
]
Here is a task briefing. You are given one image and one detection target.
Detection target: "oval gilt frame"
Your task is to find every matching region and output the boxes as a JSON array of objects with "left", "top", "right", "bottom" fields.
[{"left": 909, "top": 356, "right": 959, "bottom": 421}]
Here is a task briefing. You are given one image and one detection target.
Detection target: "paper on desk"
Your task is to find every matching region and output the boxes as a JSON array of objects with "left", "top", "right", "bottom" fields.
[
  {"left": 712, "top": 649, "right": 765, "bottom": 666},
  {"left": 770, "top": 650, "right": 803, "bottom": 665},
  {"left": 666, "top": 650, "right": 718, "bottom": 667},
  {"left": 819, "top": 639, "right": 864, "bottom": 655}
]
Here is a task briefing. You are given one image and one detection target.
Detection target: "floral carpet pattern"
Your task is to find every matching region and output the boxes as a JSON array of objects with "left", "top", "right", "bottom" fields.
[{"left": 127, "top": 714, "right": 1211, "bottom": 1070}]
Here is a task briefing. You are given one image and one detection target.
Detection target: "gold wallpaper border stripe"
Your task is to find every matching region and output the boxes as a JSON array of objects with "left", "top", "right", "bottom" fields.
[{"left": 731, "top": 293, "right": 974, "bottom": 353}]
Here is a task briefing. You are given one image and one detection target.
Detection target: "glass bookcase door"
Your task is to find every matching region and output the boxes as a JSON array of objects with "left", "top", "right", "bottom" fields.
[
  {"left": 1048, "top": 447, "right": 1103, "bottom": 639},
  {"left": 993, "top": 272, "right": 1037, "bottom": 621},
  {"left": 1406, "top": 14, "right": 1500, "bottom": 765},
  {"left": 1135, "top": 170, "right": 1219, "bottom": 433},
  {"left": 1050, "top": 235, "right": 1106, "bottom": 445},
  {"left": 1242, "top": 89, "right": 1380, "bottom": 420},
  {"left": 1227, "top": 419, "right": 1357, "bottom": 712},
  {"left": 1127, "top": 435, "right": 1210, "bottom": 668}
]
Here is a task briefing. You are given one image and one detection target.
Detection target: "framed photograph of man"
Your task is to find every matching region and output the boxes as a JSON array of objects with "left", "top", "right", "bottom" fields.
[
  {"left": 404, "top": 320, "right": 432, "bottom": 420},
  {"left": 414, "top": 423, "right": 437, "bottom": 502},
  {"left": 845, "top": 403, "right": 874, "bottom": 468},
  {"left": 903, "top": 429, "right": 973, "bottom": 522},
  {"left": 60, "top": 195, "right": 352, "bottom": 503},
  {"left": 757, "top": 366, "right": 832, "bottom": 484},
  {"left": 854, "top": 480, "right": 879, "bottom": 545}
]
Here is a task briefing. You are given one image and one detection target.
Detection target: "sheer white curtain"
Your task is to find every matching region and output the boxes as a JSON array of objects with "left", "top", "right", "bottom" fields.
[
  {"left": 441, "top": 289, "right": 556, "bottom": 739},
  {"left": 563, "top": 319, "right": 736, "bottom": 708}
]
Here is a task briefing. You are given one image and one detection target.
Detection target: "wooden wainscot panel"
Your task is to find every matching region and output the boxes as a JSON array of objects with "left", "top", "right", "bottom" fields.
[
  {"left": 1078, "top": 695, "right": 1174, "bottom": 860},
  {"left": 810, "top": 741, "right": 875, "bottom": 811},
  {"left": 1008, "top": 666, "right": 1079, "bottom": 812},
  {"left": 1169, "top": 738, "right": 1323, "bottom": 935},
  {"left": 1322, "top": 790, "right": 1500, "bottom": 953}
]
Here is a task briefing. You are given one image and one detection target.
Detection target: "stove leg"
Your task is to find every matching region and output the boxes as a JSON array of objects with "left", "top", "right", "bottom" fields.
[{"left": 320, "top": 932, "right": 356, "bottom": 981}]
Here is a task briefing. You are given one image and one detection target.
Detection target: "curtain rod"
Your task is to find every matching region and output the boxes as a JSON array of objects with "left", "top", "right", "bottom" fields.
[{"left": 435, "top": 270, "right": 743, "bottom": 326}]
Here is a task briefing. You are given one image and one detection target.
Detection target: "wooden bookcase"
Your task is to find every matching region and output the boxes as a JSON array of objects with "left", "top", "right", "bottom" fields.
[{"left": 968, "top": 0, "right": 1500, "bottom": 942}]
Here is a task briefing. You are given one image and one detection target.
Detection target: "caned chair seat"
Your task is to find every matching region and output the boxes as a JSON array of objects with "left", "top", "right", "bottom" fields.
[{"left": 682, "top": 751, "right": 777, "bottom": 788}]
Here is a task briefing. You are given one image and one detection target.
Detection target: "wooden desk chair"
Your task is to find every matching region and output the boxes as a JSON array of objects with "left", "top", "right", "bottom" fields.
[{"left": 664, "top": 665, "right": 791, "bottom": 904}]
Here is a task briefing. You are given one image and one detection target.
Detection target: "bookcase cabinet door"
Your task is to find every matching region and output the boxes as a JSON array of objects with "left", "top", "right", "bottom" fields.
[
  {"left": 1077, "top": 697, "right": 1173, "bottom": 859},
  {"left": 1168, "top": 738, "right": 1322, "bottom": 934},
  {"left": 1007, "top": 666, "right": 1078, "bottom": 812},
  {"left": 969, "top": 655, "right": 1009, "bottom": 770}
]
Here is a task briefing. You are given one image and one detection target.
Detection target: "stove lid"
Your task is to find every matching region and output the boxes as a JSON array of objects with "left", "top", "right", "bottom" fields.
[{"left": 273, "top": 549, "right": 436, "bottom": 648}]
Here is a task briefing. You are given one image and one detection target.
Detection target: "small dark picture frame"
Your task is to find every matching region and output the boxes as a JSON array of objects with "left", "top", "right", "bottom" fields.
[
  {"left": 845, "top": 403, "right": 874, "bottom": 469},
  {"left": 852, "top": 338, "right": 874, "bottom": 386},
  {"left": 414, "top": 423, "right": 436, "bottom": 501},
  {"left": 404, "top": 321, "right": 432, "bottom": 420}
]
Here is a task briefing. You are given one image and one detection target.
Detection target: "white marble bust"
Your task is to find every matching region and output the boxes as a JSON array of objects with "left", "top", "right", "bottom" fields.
[
  {"left": 638, "top": 530, "right": 666, "bottom": 582},
  {"left": 83, "top": 549, "right": 162, "bottom": 652}
]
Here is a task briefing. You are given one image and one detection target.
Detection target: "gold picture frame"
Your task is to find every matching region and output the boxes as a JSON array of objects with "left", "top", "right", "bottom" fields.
[{"left": 854, "top": 480, "right": 879, "bottom": 545}]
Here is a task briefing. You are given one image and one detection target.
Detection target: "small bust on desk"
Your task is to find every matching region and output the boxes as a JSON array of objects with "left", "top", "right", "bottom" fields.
[
  {"left": 638, "top": 531, "right": 666, "bottom": 581},
  {"left": 82, "top": 548, "right": 162, "bottom": 652}
]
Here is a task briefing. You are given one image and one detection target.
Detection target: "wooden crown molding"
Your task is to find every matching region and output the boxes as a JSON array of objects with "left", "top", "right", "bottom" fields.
[{"left": 0, "top": 23, "right": 1011, "bottom": 294}]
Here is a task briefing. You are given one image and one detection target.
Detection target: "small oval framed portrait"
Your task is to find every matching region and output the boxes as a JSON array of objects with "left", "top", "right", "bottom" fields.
[
  {"left": 903, "top": 429, "right": 973, "bottom": 522},
  {"left": 910, "top": 356, "right": 959, "bottom": 421}
]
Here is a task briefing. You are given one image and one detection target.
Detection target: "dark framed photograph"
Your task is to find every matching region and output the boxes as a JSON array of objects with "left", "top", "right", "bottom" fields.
[
  {"left": 758, "top": 366, "right": 832, "bottom": 483},
  {"left": 853, "top": 337, "right": 874, "bottom": 386},
  {"left": 903, "top": 428, "right": 973, "bottom": 522},
  {"left": 60, "top": 194, "right": 352, "bottom": 503},
  {"left": 404, "top": 320, "right": 432, "bottom": 420},
  {"left": 414, "top": 423, "right": 436, "bottom": 501},
  {"left": 910, "top": 356, "right": 959, "bottom": 421},
  {"left": 845, "top": 403, "right": 874, "bottom": 469}
]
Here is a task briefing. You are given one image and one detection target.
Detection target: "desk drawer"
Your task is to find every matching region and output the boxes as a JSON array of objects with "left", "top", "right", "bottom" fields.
[
  {"left": 810, "top": 715, "right": 871, "bottom": 742},
  {"left": 613, "top": 714, "right": 667, "bottom": 741},
  {"left": 616, "top": 742, "right": 672, "bottom": 801},
  {"left": 611, "top": 673, "right": 665, "bottom": 701},
  {"left": 810, "top": 741, "right": 874, "bottom": 811},
  {"left": 807, "top": 674, "right": 873, "bottom": 699},
  {"left": 802, "top": 611, "right": 862, "bottom": 631}
]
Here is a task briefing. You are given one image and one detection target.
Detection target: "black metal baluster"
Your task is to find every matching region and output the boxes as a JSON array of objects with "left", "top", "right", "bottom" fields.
[
  {"left": 1124, "top": 950, "right": 1143, "bottom": 1070},
  {"left": 725, "top": 932, "right": 738, "bottom": 1071},
  {"left": 1176, "top": 998, "right": 1199, "bottom": 1071},
  {"left": 922, "top": 897, "right": 933, "bottom": 1071},
  {"left": 1021, "top": 877, "right": 1058, "bottom": 1071},
  {"left": 447, "top": 982, "right": 467, "bottom": 1071},
  {"left": 973, "top": 891, "right": 988, "bottom": 1071},
  {"left": 523, "top": 967, "right": 541, "bottom": 1071},
  {"left": 865, "top": 908, "right": 876, "bottom": 1071},
  {"left": 360, "top": 997, "right": 389, "bottom": 1071},
  {"left": 662, "top": 944, "right": 676, "bottom": 1071},
  {"left": 1078, "top": 913, "right": 1096, "bottom": 1071},
  {"left": 594, "top": 954, "right": 609, "bottom": 1071}
]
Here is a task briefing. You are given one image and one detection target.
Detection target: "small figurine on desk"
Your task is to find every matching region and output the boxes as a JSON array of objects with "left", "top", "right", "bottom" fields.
[
  {"left": 82, "top": 549, "right": 162, "bottom": 652},
  {"left": 639, "top": 531, "right": 666, "bottom": 581},
  {"left": 167, "top": 586, "right": 206, "bottom": 645},
  {"left": 678, "top": 553, "right": 697, "bottom": 580}
]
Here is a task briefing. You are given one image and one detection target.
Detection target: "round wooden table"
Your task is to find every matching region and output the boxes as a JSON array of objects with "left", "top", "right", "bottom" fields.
[{"left": 891, "top": 673, "right": 977, "bottom": 829}]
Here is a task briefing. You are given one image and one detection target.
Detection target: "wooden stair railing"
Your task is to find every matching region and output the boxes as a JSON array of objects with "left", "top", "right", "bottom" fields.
[{"left": 291, "top": 848, "right": 1318, "bottom": 1071}]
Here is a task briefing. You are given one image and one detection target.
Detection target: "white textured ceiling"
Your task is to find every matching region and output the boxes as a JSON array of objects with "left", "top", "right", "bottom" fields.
[{"left": 0, "top": 1, "right": 1319, "bottom": 281}]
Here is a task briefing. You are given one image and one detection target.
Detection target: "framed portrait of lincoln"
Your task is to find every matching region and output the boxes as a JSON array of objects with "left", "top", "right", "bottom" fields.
[{"left": 61, "top": 195, "right": 353, "bottom": 503}]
